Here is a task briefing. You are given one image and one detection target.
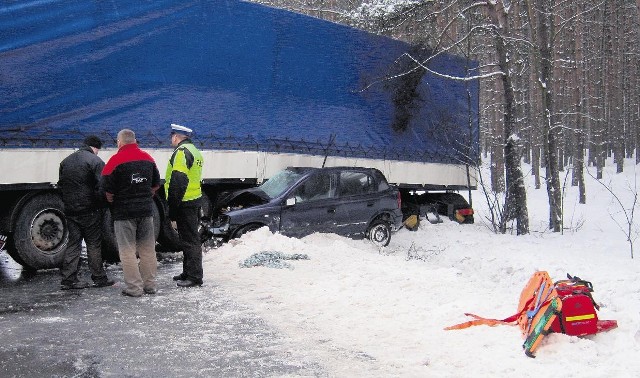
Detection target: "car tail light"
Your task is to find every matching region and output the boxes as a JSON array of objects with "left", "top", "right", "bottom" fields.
[
  {"left": 397, "top": 192, "right": 402, "bottom": 209},
  {"left": 456, "top": 208, "right": 474, "bottom": 216}
]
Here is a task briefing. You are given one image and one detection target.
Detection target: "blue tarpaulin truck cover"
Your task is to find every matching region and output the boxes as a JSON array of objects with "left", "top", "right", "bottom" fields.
[{"left": 0, "top": 0, "right": 479, "bottom": 165}]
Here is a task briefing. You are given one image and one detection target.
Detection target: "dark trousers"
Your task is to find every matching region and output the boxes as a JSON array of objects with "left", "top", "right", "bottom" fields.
[
  {"left": 60, "top": 210, "right": 106, "bottom": 284},
  {"left": 177, "top": 205, "right": 203, "bottom": 282}
]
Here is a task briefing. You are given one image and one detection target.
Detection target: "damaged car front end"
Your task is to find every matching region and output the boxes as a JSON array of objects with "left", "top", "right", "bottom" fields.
[{"left": 208, "top": 168, "right": 306, "bottom": 240}]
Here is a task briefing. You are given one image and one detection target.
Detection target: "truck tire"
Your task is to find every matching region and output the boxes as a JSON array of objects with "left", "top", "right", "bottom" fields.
[
  {"left": 7, "top": 193, "right": 68, "bottom": 270},
  {"left": 101, "top": 209, "right": 119, "bottom": 263},
  {"left": 156, "top": 196, "right": 211, "bottom": 252},
  {"left": 156, "top": 213, "right": 181, "bottom": 252},
  {"left": 415, "top": 192, "right": 474, "bottom": 224},
  {"left": 434, "top": 193, "right": 474, "bottom": 224},
  {"left": 151, "top": 204, "right": 161, "bottom": 247}
]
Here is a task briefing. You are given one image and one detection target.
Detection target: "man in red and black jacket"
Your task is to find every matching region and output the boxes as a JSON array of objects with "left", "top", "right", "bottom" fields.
[{"left": 102, "top": 129, "right": 161, "bottom": 297}]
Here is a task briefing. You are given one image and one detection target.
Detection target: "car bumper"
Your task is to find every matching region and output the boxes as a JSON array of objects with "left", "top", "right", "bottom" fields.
[
  {"left": 390, "top": 209, "right": 404, "bottom": 231},
  {"left": 212, "top": 224, "right": 230, "bottom": 236},
  {"left": 209, "top": 215, "right": 233, "bottom": 238}
]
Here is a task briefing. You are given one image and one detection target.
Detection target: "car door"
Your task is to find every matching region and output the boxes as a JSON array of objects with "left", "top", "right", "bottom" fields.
[
  {"left": 332, "top": 170, "right": 378, "bottom": 236},
  {"left": 279, "top": 172, "right": 338, "bottom": 237}
]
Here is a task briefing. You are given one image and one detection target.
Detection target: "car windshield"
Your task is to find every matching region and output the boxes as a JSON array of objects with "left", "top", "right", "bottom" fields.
[{"left": 259, "top": 169, "right": 304, "bottom": 199}]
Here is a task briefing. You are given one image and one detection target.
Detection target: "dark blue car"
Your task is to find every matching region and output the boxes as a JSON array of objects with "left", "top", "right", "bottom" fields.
[{"left": 211, "top": 167, "right": 403, "bottom": 246}]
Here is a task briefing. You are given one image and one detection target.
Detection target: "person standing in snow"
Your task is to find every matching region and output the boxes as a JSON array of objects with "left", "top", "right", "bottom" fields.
[
  {"left": 58, "top": 135, "right": 115, "bottom": 290},
  {"left": 101, "top": 129, "right": 161, "bottom": 297},
  {"left": 165, "top": 124, "right": 204, "bottom": 288}
]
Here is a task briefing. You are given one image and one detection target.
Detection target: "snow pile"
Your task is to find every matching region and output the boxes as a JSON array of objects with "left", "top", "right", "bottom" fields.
[{"left": 203, "top": 160, "right": 640, "bottom": 377}]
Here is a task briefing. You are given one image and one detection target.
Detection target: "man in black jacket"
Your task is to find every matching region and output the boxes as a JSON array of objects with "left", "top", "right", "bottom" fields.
[{"left": 58, "top": 135, "right": 114, "bottom": 290}]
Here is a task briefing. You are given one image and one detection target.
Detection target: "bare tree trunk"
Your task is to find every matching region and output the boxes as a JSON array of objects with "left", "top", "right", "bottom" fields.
[
  {"left": 526, "top": 0, "right": 562, "bottom": 231},
  {"left": 612, "top": 6, "right": 625, "bottom": 174},
  {"left": 595, "top": 0, "right": 610, "bottom": 180},
  {"left": 487, "top": 1, "right": 529, "bottom": 235},
  {"left": 636, "top": 50, "right": 640, "bottom": 165},
  {"left": 530, "top": 68, "right": 542, "bottom": 189},
  {"left": 571, "top": 0, "right": 588, "bottom": 204},
  {"left": 490, "top": 74, "right": 506, "bottom": 193},
  {"left": 574, "top": 1, "right": 586, "bottom": 204}
]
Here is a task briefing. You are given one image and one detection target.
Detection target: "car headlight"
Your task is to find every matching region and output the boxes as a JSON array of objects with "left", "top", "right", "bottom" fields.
[{"left": 211, "top": 215, "right": 231, "bottom": 235}]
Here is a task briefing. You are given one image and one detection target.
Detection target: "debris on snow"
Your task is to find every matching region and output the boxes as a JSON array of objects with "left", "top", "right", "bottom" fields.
[{"left": 239, "top": 251, "right": 310, "bottom": 270}]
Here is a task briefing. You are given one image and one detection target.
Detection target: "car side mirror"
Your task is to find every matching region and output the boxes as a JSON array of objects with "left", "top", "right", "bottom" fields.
[{"left": 286, "top": 197, "right": 296, "bottom": 206}]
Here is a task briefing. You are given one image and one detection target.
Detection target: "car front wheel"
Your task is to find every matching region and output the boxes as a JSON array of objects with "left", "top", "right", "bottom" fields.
[
  {"left": 367, "top": 219, "right": 391, "bottom": 247},
  {"left": 234, "top": 223, "right": 263, "bottom": 239}
]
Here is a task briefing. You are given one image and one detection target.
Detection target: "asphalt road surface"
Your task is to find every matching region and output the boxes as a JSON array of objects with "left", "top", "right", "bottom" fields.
[{"left": 0, "top": 250, "right": 326, "bottom": 377}]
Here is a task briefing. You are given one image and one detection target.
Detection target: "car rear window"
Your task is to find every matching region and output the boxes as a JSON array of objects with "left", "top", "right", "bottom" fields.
[
  {"left": 339, "top": 171, "right": 374, "bottom": 196},
  {"left": 373, "top": 170, "right": 390, "bottom": 191}
]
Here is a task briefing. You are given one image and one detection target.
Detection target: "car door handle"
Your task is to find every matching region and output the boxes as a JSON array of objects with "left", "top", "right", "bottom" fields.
[
  {"left": 367, "top": 202, "right": 375, "bottom": 207},
  {"left": 327, "top": 208, "right": 336, "bottom": 213}
]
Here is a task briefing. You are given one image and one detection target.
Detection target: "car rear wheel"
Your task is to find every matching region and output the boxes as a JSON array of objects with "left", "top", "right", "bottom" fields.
[{"left": 367, "top": 219, "right": 391, "bottom": 247}]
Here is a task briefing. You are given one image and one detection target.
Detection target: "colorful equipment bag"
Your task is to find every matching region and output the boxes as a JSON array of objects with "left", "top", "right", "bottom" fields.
[
  {"left": 445, "top": 271, "right": 617, "bottom": 357},
  {"left": 551, "top": 275, "right": 618, "bottom": 336}
]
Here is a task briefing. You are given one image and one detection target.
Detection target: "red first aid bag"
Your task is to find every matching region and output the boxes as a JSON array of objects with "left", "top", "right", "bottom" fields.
[{"left": 550, "top": 280, "right": 598, "bottom": 336}]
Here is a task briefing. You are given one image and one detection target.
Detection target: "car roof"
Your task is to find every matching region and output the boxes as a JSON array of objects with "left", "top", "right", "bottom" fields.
[{"left": 285, "top": 166, "right": 376, "bottom": 173}]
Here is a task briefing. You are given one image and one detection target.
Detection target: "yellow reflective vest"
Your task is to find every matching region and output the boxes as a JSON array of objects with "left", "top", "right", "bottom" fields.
[{"left": 165, "top": 140, "right": 203, "bottom": 205}]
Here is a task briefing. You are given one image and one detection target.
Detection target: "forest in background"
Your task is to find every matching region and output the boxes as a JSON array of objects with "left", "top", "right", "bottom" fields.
[{"left": 253, "top": 0, "right": 639, "bottom": 236}]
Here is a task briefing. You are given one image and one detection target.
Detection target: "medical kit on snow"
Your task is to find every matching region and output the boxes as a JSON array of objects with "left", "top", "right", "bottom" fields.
[{"left": 445, "top": 271, "right": 618, "bottom": 357}]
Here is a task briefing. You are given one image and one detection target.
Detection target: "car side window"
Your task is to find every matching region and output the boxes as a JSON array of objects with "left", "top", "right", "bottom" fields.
[
  {"left": 293, "top": 173, "right": 336, "bottom": 203},
  {"left": 339, "top": 171, "right": 374, "bottom": 196}
]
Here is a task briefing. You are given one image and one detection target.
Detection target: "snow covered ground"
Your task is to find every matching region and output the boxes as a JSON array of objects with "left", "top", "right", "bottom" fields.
[{"left": 202, "top": 159, "right": 640, "bottom": 377}]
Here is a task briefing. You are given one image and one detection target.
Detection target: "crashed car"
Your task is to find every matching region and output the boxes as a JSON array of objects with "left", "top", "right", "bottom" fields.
[{"left": 209, "top": 167, "right": 403, "bottom": 247}]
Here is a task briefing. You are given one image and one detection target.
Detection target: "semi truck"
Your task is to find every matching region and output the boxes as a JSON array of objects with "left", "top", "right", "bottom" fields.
[{"left": 0, "top": 0, "right": 480, "bottom": 270}]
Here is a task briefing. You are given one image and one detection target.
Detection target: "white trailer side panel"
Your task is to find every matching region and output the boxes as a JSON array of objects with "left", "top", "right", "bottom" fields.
[{"left": 0, "top": 149, "right": 476, "bottom": 188}]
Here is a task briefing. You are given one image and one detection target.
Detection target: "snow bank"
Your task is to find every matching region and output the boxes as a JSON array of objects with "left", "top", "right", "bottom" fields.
[{"left": 203, "top": 160, "right": 640, "bottom": 377}]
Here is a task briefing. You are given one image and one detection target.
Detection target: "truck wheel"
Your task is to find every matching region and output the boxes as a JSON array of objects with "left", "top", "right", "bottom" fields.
[
  {"left": 152, "top": 203, "right": 161, "bottom": 240},
  {"left": 156, "top": 213, "right": 181, "bottom": 252},
  {"left": 101, "top": 209, "right": 118, "bottom": 263},
  {"left": 7, "top": 193, "right": 68, "bottom": 270},
  {"left": 367, "top": 219, "right": 391, "bottom": 247},
  {"left": 436, "top": 193, "right": 474, "bottom": 224}
]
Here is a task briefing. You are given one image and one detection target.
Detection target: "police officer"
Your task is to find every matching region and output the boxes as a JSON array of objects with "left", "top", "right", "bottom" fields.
[{"left": 166, "top": 124, "right": 204, "bottom": 287}]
